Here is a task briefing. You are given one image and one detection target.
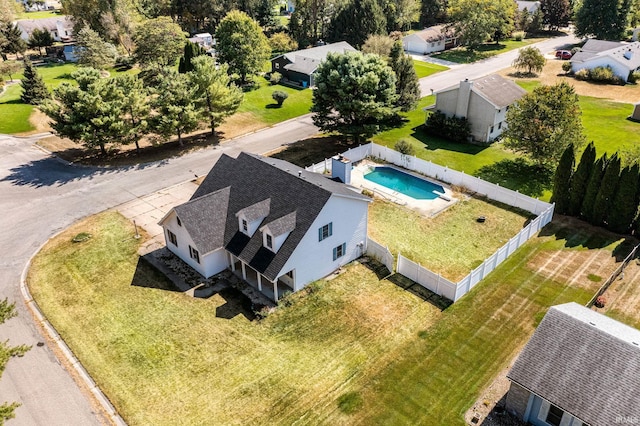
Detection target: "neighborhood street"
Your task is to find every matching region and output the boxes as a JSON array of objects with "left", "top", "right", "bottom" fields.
[{"left": 0, "top": 33, "right": 579, "bottom": 425}]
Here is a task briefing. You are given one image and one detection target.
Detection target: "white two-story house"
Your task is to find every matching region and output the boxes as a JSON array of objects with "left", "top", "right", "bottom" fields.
[{"left": 159, "top": 152, "right": 371, "bottom": 301}]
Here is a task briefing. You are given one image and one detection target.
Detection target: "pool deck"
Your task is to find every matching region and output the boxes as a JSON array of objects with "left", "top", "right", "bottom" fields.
[{"left": 351, "top": 160, "right": 458, "bottom": 217}]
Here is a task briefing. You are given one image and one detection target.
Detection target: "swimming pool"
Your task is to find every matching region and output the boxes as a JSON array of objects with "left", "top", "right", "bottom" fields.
[{"left": 364, "top": 166, "right": 445, "bottom": 200}]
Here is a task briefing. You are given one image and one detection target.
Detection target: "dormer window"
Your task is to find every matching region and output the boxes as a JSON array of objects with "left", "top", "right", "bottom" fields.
[
  {"left": 266, "top": 234, "right": 273, "bottom": 249},
  {"left": 177, "top": 216, "right": 182, "bottom": 226},
  {"left": 242, "top": 219, "right": 248, "bottom": 232}
]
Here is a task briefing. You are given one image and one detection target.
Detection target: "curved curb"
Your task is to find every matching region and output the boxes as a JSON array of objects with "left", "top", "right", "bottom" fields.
[{"left": 20, "top": 231, "right": 127, "bottom": 426}]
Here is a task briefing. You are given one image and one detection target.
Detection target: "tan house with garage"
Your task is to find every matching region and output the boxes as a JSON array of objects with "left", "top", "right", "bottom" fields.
[{"left": 429, "top": 74, "right": 526, "bottom": 143}]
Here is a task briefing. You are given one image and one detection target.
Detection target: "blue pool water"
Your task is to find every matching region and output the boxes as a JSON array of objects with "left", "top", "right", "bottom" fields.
[{"left": 364, "top": 167, "right": 444, "bottom": 200}]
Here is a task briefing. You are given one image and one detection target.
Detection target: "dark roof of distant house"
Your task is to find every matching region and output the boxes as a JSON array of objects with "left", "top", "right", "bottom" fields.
[
  {"left": 407, "top": 25, "right": 454, "bottom": 42},
  {"left": 437, "top": 74, "right": 525, "bottom": 109},
  {"left": 172, "top": 152, "right": 369, "bottom": 281},
  {"left": 274, "top": 41, "right": 356, "bottom": 75},
  {"left": 571, "top": 41, "right": 640, "bottom": 72},
  {"left": 16, "top": 16, "right": 73, "bottom": 35},
  {"left": 507, "top": 302, "right": 640, "bottom": 426},
  {"left": 582, "top": 39, "right": 625, "bottom": 53}
]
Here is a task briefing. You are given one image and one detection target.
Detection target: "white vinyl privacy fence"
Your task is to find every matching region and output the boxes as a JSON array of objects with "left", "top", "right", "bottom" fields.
[{"left": 309, "top": 143, "right": 555, "bottom": 302}]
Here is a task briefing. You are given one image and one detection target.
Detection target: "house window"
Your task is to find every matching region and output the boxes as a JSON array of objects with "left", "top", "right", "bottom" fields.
[
  {"left": 266, "top": 234, "right": 273, "bottom": 249},
  {"left": 167, "top": 230, "right": 178, "bottom": 247},
  {"left": 498, "top": 122, "right": 502, "bottom": 130},
  {"left": 333, "top": 242, "right": 346, "bottom": 261},
  {"left": 53, "top": 31, "right": 57, "bottom": 37},
  {"left": 318, "top": 223, "right": 333, "bottom": 241},
  {"left": 242, "top": 219, "right": 248, "bottom": 232},
  {"left": 506, "top": 105, "right": 510, "bottom": 111},
  {"left": 189, "top": 245, "right": 200, "bottom": 263},
  {"left": 490, "top": 125, "right": 494, "bottom": 133},
  {"left": 286, "top": 270, "right": 294, "bottom": 278},
  {"left": 176, "top": 216, "right": 182, "bottom": 227},
  {"left": 275, "top": 63, "right": 279, "bottom": 69},
  {"left": 545, "top": 404, "right": 564, "bottom": 426}
]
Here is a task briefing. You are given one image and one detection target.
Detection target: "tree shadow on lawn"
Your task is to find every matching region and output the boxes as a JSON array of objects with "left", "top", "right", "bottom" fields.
[
  {"left": 411, "top": 125, "right": 488, "bottom": 155},
  {"left": 538, "top": 215, "right": 639, "bottom": 261},
  {"left": 474, "top": 158, "right": 553, "bottom": 198},
  {"left": 269, "top": 135, "right": 355, "bottom": 167}
]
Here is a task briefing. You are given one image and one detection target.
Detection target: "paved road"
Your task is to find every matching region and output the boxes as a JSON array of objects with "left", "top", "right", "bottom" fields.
[{"left": 0, "top": 33, "right": 580, "bottom": 425}]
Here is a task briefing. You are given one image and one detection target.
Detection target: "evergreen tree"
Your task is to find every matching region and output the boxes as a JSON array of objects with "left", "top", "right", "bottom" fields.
[
  {"left": 255, "top": 0, "right": 279, "bottom": 30},
  {"left": 581, "top": 154, "right": 607, "bottom": 222},
  {"left": 178, "top": 41, "right": 207, "bottom": 73},
  {"left": 575, "top": 0, "right": 630, "bottom": 40},
  {"left": 327, "top": 0, "right": 386, "bottom": 48},
  {"left": 550, "top": 143, "right": 574, "bottom": 215},
  {"left": 389, "top": 41, "right": 420, "bottom": 112},
  {"left": 20, "top": 59, "right": 49, "bottom": 105},
  {"left": 592, "top": 153, "right": 621, "bottom": 226},
  {"left": 28, "top": 28, "right": 54, "bottom": 56},
  {"left": 568, "top": 142, "right": 596, "bottom": 216},
  {"left": 0, "top": 21, "right": 26, "bottom": 59},
  {"left": 607, "top": 164, "right": 640, "bottom": 234}
]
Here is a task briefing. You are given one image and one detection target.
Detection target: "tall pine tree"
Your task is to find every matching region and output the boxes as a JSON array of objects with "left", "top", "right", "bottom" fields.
[
  {"left": 551, "top": 143, "right": 574, "bottom": 215},
  {"left": 389, "top": 41, "right": 420, "bottom": 112},
  {"left": 581, "top": 154, "right": 607, "bottom": 222},
  {"left": 607, "top": 163, "right": 640, "bottom": 234},
  {"left": 592, "top": 153, "right": 620, "bottom": 226},
  {"left": 568, "top": 142, "right": 596, "bottom": 216},
  {"left": 178, "top": 41, "right": 207, "bottom": 73},
  {"left": 20, "top": 59, "right": 49, "bottom": 105}
]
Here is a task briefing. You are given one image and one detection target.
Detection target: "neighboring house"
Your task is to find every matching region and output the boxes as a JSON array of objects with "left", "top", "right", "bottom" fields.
[
  {"left": 505, "top": 302, "right": 640, "bottom": 426},
  {"left": 159, "top": 152, "right": 371, "bottom": 301},
  {"left": 286, "top": 0, "right": 294, "bottom": 13},
  {"left": 188, "top": 32, "right": 214, "bottom": 49},
  {"left": 15, "top": 16, "right": 74, "bottom": 42},
  {"left": 18, "top": 0, "right": 61, "bottom": 12},
  {"left": 429, "top": 74, "right": 526, "bottom": 143},
  {"left": 402, "top": 25, "right": 458, "bottom": 55},
  {"left": 515, "top": 0, "right": 540, "bottom": 12},
  {"left": 270, "top": 41, "right": 356, "bottom": 88},
  {"left": 571, "top": 39, "right": 640, "bottom": 82}
]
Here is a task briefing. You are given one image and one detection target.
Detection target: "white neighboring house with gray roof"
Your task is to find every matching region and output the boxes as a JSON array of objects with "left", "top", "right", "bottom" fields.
[
  {"left": 429, "top": 74, "right": 526, "bottom": 143},
  {"left": 505, "top": 302, "right": 640, "bottom": 426},
  {"left": 270, "top": 41, "right": 356, "bottom": 87},
  {"left": 159, "top": 152, "right": 371, "bottom": 302},
  {"left": 516, "top": 0, "right": 540, "bottom": 12},
  {"left": 571, "top": 39, "right": 640, "bottom": 82},
  {"left": 402, "top": 25, "right": 458, "bottom": 54},
  {"left": 15, "top": 16, "right": 74, "bottom": 42}
]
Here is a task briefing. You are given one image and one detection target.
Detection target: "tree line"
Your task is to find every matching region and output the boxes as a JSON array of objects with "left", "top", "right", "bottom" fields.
[{"left": 552, "top": 142, "right": 640, "bottom": 235}]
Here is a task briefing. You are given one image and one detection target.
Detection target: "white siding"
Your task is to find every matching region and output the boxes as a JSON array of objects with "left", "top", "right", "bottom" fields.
[
  {"left": 434, "top": 88, "right": 459, "bottom": 116},
  {"left": 572, "top": 56, "right": 633, "bottom": 81},
  {"left": 467, "top": 93, "right": 499, "bottom": 142},
  {"left": 277, "top": 195, "right": 369, "bottom": 290},
  {"left": 161, "top": 210, "right": 228, "bottom": 278},
  {"left": 403, "top": 34, "right": 445, "bottom": 54}
]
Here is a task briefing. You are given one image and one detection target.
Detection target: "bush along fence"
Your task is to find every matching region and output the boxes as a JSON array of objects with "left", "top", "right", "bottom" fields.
[{"left": 308, "top": 143, "right": 555, "bottom": 302}]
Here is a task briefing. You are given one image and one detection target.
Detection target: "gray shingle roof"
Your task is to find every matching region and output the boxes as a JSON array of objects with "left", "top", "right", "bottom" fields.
[
  {"left": 582, "top": 39, "right": 625, "bottom": 53},
  {"left": 236, "top": 198, "right": 270, "bottom": 222},
  {"left": 174, "top": 186, "right": 230, "bottom": 255},
  {"left": 410, "top": 25, "right": 453, "bottom": 42},
  {"left": 181, "top": 152, "right": 369, "bottom": 281},
  {"left": 284, "top": 56, "right": 321, "bottom": 75},
  {"left": 260, "top": 212, "right": 296, "bottom": 237},
  {"left": 470, "top": 74, "right": 526, "bottom": 109},
  {"left": 16, "top": 16, "right": 73, "bottom": 36},
  {"left": 282, "top": 41, "right": 356, "bottom": 63},
  {"left": 507, "top": 302, "right": 640, "bottom": 426}
]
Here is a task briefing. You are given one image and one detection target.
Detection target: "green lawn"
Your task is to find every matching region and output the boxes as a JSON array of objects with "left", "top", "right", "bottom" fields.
[
  {"left": 580, "top": 96, "right": 640, "bottom": 156},
  {"left": 412, "top": 59, "right": 448, "bottom": 78},
  {"left": 237, "top": 77, "right": 313, "bottom": 125},
  {"left": 431, "top": 37, "right": 546, "bottom": 64},
  {"left": 368, "top": 199, "right": 532, "bottom": 281},
  {"left": 0, "top": 63, "right": 80, "bottom": 134},
  {"left": 28, "top": 209, "right": 612, "bottom": 425},
  {"left": 16, "top": 10, "right": 63, "bottom": 19}
]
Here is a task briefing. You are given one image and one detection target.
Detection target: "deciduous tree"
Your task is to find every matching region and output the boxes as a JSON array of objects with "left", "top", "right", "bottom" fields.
[
  {"left": 607, "top": 163, "right": 639, "bottom": 233},
  {"left": 420, "top": 0, "right": 447, "bottom": 27},
  {"left": 28, "top": 28, "right": 54, "bottom": 56},
  {"left": 189, "top": 55, "right": 243, "bottom": 138},
  {"left": 75, "top": 26, "right": 118, "bottom": 70},
  {"left": 20, "top": 58, "right": 49, "bottom": 105},
  {"left": 448, "top": 0, "right": 516, "bottom": 48},
  {"left": 311, "top": 51, "right": 399, "bottom": 143},
  {"left": 215, "top": 10, "right": 271, "bottom": 85},
  {"left": 540, "top": 0, "right": 570, "bottom": 30},
  {"left": 269, "top": 32, "right": 298, "bottom": 56},
  {"left": 512, "top": 46, "right": 546, "bottom": 75},
  {"left": 550, "top": 143, "right": 574, "bottom": 214},
  {"left": 389, "top": 41, "right": 420, "bottom": 112},
  {"left": 568, "top": 142, "right": 596, "bottom": 216},
  {"left": 362, "top": 34, "right": 395, "bottom": 58},
  {"left": 0, "top": 60, "right": 20, "bottom": 81},
  {"left": 134, "top": 17, "right": 187, "bottom": 69},
  {"left": 504, "top": 82, "right": 585, "bottom": 166},
  {"left": 575, "top": 0, "right": 631, "bottom": 40},
  {"left": 328, "top": 0, "right": 387, "bottom": 48}
]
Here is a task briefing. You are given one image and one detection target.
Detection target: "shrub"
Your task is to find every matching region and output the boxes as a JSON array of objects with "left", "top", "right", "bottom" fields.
[
  {"left": 424, "top": 110, "right": 471, "bottom": 143},
  {"left": 629, "top": 71, "right": 640, "bottom": 84},
  {"left": 562, "top": 61, "right": 572, "bottom": 73},
  {"left": 394, "top": 139, "right": 415, "bottom": 156},
  {"left": 272, "top": 90, "right": 288, "bottom": 106},
  {"left": 594, "top": 295, "right": 607, "bottom": 308},
  {"left": 574, "top": 68, "right": 590, "bottom": 81},
  {"left": 269, "top": 71, "right": 282, "bottom": 85},
  {"left": 589, "top": 65, "right": 615, "bottom": 82},
  {"left": 512, "top": 31, "right": 525, "bottom": 41}
]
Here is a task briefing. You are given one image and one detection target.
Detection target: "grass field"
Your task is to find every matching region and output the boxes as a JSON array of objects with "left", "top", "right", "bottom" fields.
[
  {"left": 368, "top": 199, "right": 532, "bottom": 281},
  {"left": 27, "top": 211, "right": 614, "bottom": 425},
  {"left": 412, "top": 59, "right": 448, "bottom": 78},
  {"left": 237, "top": 77, "right": 313, "bottom": 125},
  {"left": 431, "top": 37, "right": 546, "bottom": 64},
  {"left": 16, "top": 10, "right": 63, "bottom": 19}
]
